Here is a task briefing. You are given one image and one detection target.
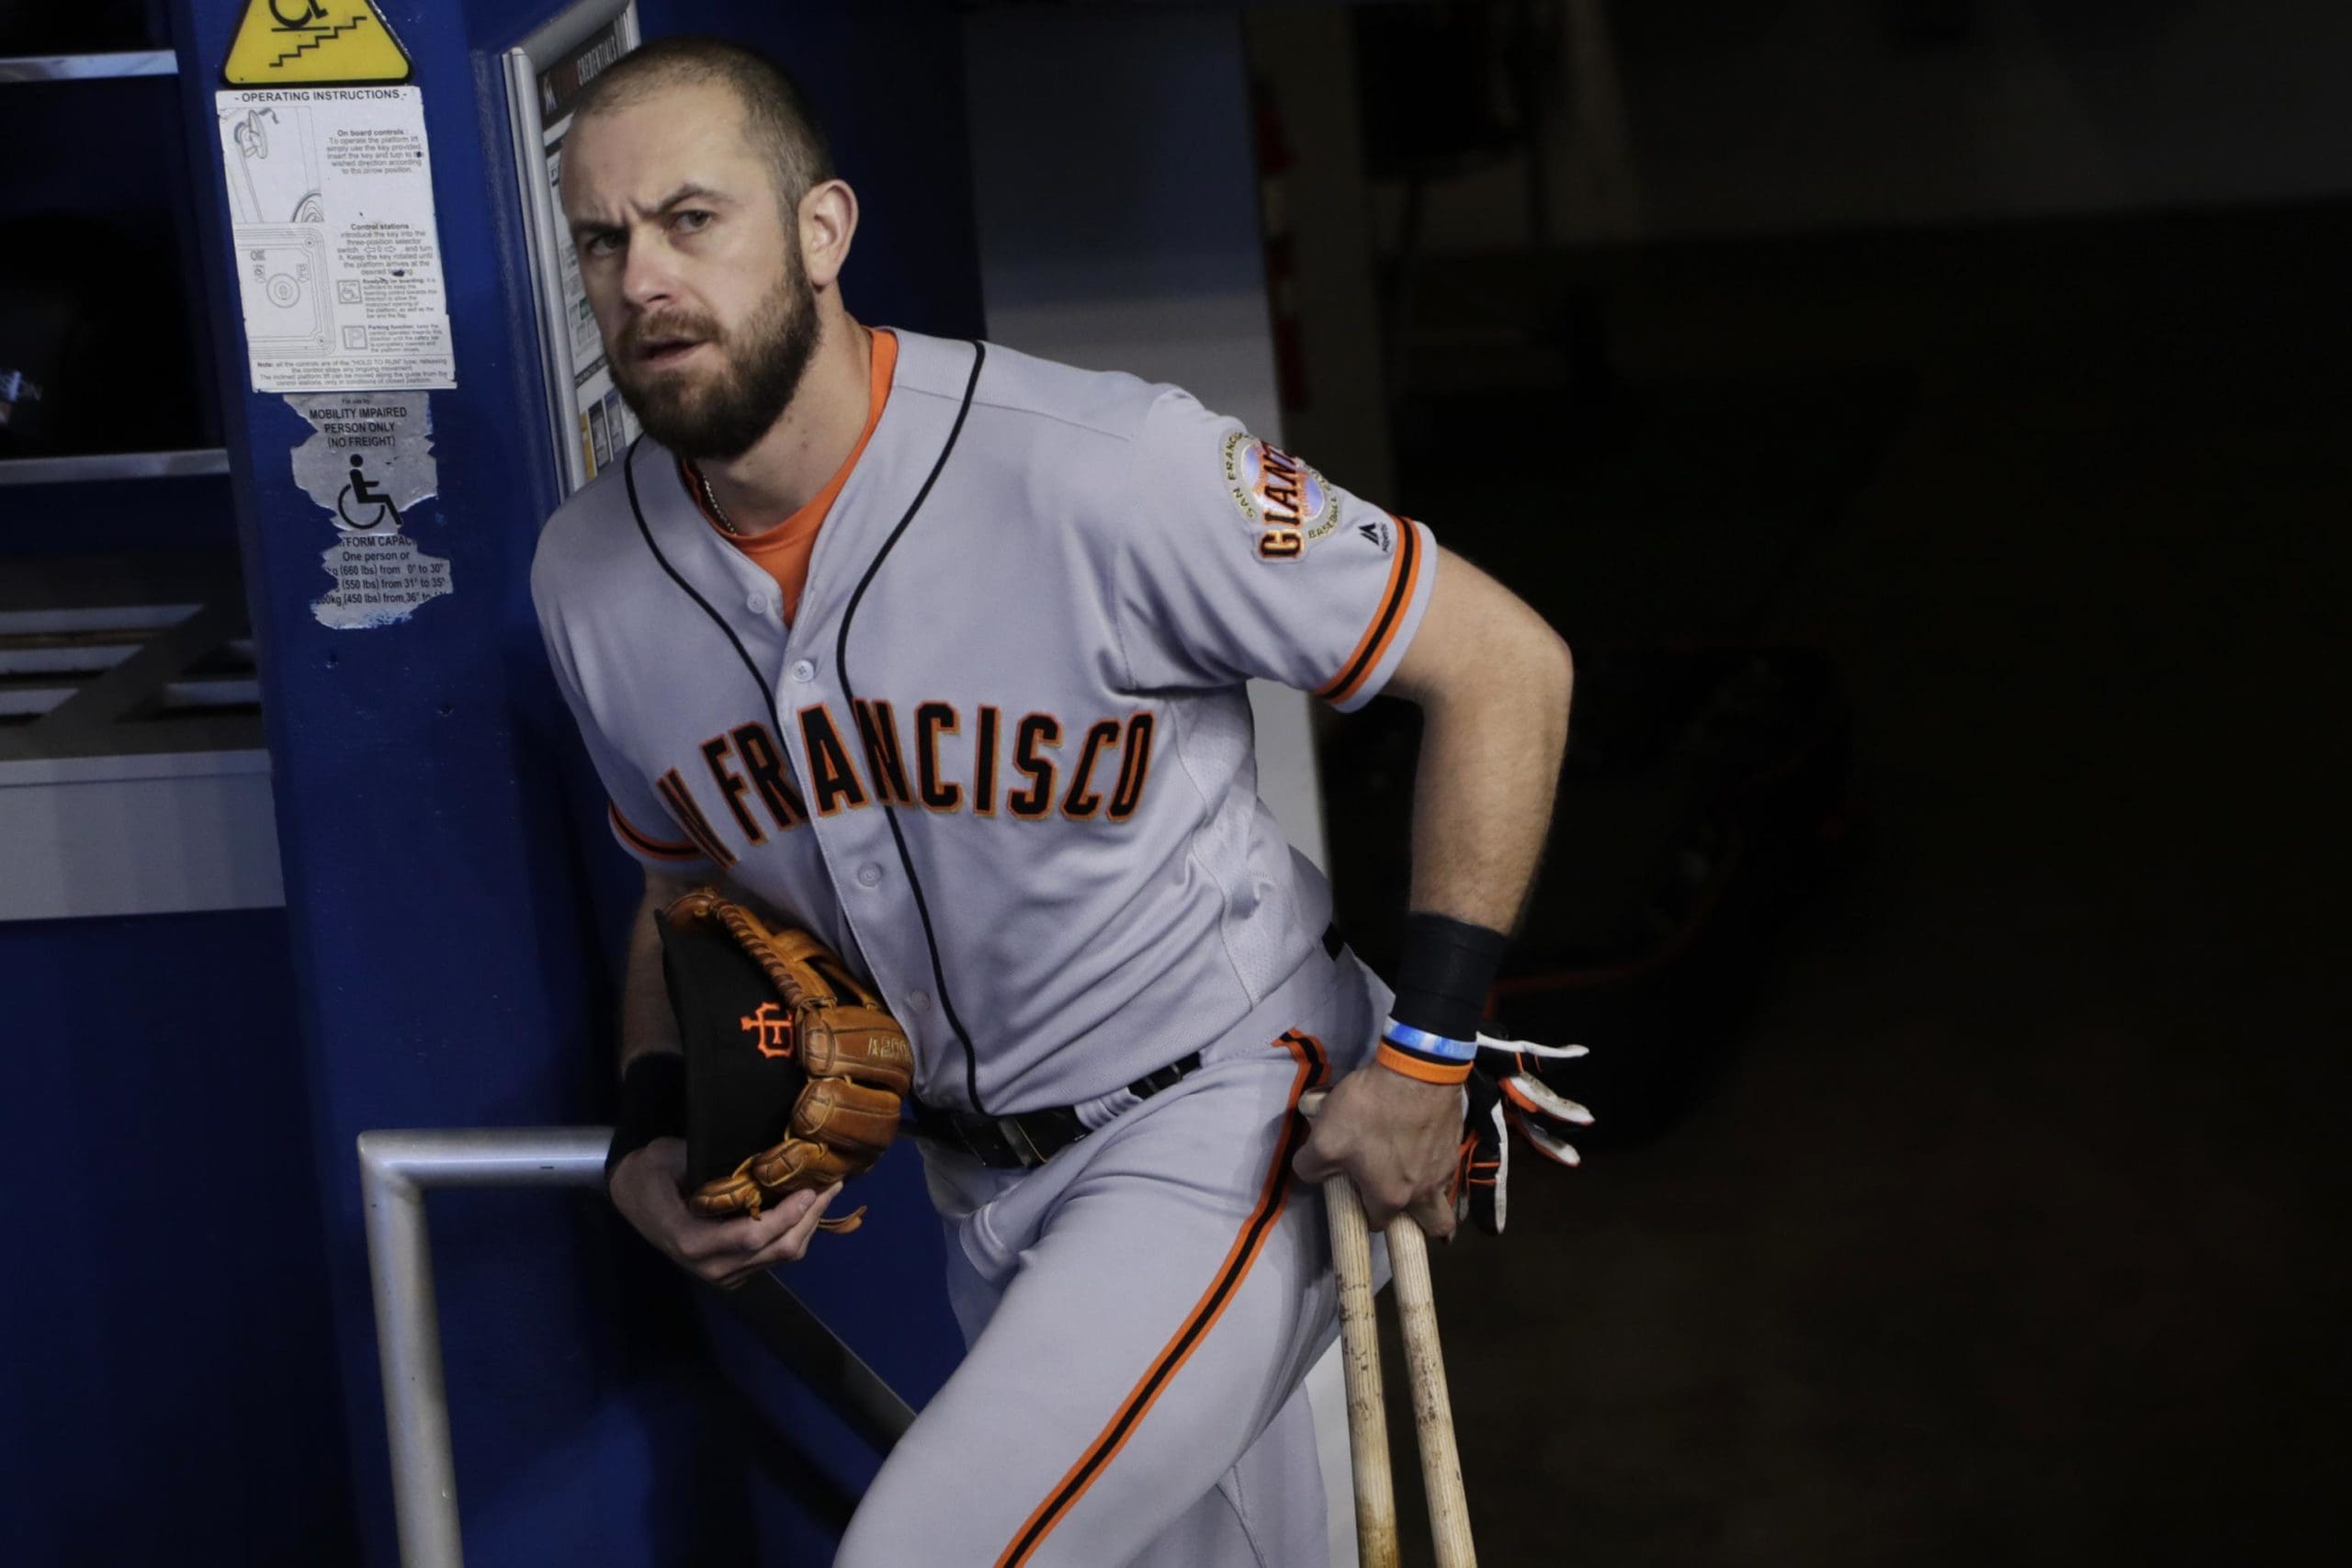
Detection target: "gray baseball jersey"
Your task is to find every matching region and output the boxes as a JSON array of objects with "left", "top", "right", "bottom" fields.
[
  {"left": 537, "top": 326, "right": 1433, "bottom": 1563},
  {"left": 533, "top": 327, "right": 1436, "bottom": 1117}
]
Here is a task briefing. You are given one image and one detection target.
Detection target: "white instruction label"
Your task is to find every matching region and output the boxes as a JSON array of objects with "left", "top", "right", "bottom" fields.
[{"left": 216, "top": 85, "right": 457, "bottom": 393}]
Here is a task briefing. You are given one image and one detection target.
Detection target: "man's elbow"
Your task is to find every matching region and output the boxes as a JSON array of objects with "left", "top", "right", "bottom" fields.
[
  {"left": 1517, "top": 615, "right": 1573, "bottom": 717},
  {"left": 1462, "top": 614, "right": 1571, "bottom": 736},
  {"left": 1398, "top": 585, "right": 1570, "bottom": 717},
  {"left": 1543, "top": 625, "right": 1573, "bottom": 701}
]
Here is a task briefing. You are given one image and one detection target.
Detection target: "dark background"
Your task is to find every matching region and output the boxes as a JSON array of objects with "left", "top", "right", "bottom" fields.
[
  {"left": 1305, "top": 3, "right": 2351, "bottom": 1563},
  {"left": 6, "top": 1, "right": 2345, "bottom": 1562}
]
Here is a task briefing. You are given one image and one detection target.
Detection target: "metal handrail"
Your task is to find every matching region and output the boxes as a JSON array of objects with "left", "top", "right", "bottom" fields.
[{"left": 357, "top": 1126, "right": 914, "bottom": 1567}]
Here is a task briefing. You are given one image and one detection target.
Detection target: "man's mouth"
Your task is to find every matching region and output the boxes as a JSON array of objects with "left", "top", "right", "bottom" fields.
[{"left": 635, "top": 334, "right": 708, "bottom": 369}]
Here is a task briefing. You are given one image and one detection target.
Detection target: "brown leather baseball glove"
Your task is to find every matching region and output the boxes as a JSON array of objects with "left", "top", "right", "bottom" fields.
[{"left": 657, "top": 888, "right": 915, "bottom": 1233}]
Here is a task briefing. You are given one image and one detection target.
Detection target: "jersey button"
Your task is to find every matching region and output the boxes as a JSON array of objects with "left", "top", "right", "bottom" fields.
[
  {"left": 907, "top": 990, "right": 932, "bottom": 1010},
  {"left": 855, "top": 863, "right": 883, "bottom": 887},
  {"left": 789, "top": 659, "right": 817, "bottom": 683},
  {"left": 747, "top": 592, "right": 770, "bottom": 615}
]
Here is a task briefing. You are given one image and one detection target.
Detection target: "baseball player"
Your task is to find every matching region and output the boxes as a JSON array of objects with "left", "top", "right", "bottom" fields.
[{"left": 536, "top": 37, "right": 1577, "bottom": 1568}]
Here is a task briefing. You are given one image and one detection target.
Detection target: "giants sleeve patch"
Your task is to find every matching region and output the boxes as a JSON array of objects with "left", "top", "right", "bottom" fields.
[{"left": 1223, "top": 434, "right": 1339, "bottom": 561}]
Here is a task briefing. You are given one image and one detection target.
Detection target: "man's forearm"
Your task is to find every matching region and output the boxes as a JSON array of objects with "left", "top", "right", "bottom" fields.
[
  {"left": 1406, "top": 644, "right": 1572, "bottom": 936},
  {"left": 1295, "top": 638, "right": 1571, "bottom": 1220}
]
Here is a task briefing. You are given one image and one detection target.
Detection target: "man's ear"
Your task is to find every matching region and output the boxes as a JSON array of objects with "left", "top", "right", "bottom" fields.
[{"left": 798, "top": 179, "right": 860, "bottom": 291}]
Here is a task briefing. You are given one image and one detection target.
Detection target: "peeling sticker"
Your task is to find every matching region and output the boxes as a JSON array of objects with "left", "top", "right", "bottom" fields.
[{"left": 286, "top": 391, "right": 453, "bottom": 629}]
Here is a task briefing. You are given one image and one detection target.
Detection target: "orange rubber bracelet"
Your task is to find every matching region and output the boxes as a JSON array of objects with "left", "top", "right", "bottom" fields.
[{"left": 1375, "top": 1042, "right": 1475, "bottom": 1086}]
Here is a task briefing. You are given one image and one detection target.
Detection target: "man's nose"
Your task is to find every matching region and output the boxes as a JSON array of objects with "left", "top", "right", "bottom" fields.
[{"left": 619, "top": 235, "right": 680, "bottom": 311}]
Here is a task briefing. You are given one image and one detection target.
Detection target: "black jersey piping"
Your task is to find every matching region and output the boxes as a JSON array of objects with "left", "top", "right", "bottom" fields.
[
  {"left": 621, "top": 434, "right": 785, "bottom": 754},
  {"left": 837, "top": 341, "right": 991, "bottom": 1114}
]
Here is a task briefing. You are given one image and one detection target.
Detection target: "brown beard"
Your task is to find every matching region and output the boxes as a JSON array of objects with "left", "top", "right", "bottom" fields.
[{"left": 608, "top": 249, "right": 820, "bottom": 462}]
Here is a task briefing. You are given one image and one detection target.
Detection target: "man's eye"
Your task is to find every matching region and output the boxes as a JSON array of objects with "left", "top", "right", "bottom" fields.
[
  {"left": 673, "top": 209, "right": 714, "bottom": 233},
  {"left": 581, "top": 231, "right": 622, "bottom": 258}
]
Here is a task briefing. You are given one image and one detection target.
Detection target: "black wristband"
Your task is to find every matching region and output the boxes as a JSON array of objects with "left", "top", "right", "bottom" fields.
[
  {"left": 1390, "top": 912, "right": 1510, "bottom": 1044},
  {"left": 605, "top": 1052, "right": 687, "bottom": 1190}
]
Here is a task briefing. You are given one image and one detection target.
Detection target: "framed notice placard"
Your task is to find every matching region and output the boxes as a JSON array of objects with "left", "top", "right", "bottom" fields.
[{"left": 504, "top": 0, "right": 641, "bottom": 496}]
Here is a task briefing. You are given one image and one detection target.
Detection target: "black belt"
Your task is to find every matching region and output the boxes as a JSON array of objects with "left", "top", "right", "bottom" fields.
[
  {"left": 909, "top": 1051, "right": 1202, "bottom": 1169},
  {"left": 910, "top": 924, "right": 1347, "bottom": 1170}
]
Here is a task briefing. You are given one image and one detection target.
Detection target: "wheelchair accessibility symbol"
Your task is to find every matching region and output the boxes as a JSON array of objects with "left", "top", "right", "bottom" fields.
[
  {"left": 220, "top": 0, "right": 413, "bottom": 87},
  {"left": 335, "top": 453, "right": 402, "bottom": 532}
]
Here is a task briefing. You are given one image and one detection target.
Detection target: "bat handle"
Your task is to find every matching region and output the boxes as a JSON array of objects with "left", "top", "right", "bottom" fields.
[
  {"left": 1323, "top": 1173, "right": 1401, "bottom": 1568},
  {"left": 1388, "top": 1213, "right": 1477, "bottom": 1568}
]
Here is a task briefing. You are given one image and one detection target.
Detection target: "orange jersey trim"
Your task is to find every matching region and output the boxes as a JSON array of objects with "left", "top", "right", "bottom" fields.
[
  {"left": 680, "top": 327, "right": 899, "bottom": 624},
  {"left": 1317, "top": 514, "right": 1423, "bottom": 706},
  {"left": 994, "top": 1030, "right": 1331, "bottom": 1566},
  {"left": 608, "top": 802, "right": 702, "bottom": 862},
  {"left": 1375, "top": 1041, "right": 1474, "bottom": 1086}
]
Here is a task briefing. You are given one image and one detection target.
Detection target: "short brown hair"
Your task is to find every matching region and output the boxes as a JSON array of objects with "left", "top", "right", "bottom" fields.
[{"left": 572, "top": 35, "right": 836, "bottom": 208}]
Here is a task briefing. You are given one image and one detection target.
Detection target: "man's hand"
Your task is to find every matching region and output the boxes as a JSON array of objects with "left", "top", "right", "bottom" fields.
[
  {"left": 1293, "top": 1065, "right": 1464, "bottom": 1239},
  {"left": 610, "top": 1136, "right": 841, "bottom": 1289}
]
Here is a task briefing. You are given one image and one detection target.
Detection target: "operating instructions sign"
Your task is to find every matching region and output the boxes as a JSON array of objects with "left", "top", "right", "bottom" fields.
[{"left": 215, "top": 85, "right": 457, "bottom": 393}]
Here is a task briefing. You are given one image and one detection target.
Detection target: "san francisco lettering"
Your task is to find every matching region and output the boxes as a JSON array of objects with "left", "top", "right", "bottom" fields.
[{"left": 666, "top": 702, "right": 1157, "bottom": 854}]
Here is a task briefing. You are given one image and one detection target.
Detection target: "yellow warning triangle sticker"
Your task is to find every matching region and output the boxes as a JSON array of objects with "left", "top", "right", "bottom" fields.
[{"left": 222, "top": 0, "right": 413, "bottom": 87}]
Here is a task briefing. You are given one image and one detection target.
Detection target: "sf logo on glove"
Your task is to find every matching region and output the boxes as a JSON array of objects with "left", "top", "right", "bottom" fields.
[{"left": 740, "top": 1002, "right": 795, "bottom": 1059}]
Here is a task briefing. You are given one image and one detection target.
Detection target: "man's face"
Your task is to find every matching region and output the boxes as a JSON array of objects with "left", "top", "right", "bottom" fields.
[{"left": 561, "top": 81, "right": 819, "bottom": 461}]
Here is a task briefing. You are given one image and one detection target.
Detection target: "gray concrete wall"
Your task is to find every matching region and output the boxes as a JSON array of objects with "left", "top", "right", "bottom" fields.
[{"left": 962, "top": 3, "right": 1331, "bottom": 871}]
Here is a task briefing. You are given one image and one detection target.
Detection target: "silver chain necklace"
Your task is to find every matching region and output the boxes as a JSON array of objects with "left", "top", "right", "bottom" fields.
[{"left": 693, "top": 466, "right": 741, "bottom": 537}]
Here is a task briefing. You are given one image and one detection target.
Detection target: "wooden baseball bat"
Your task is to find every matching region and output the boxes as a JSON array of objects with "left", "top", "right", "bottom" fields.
[
  {"left": 1322, "top": 1171, "right": 1401, "bottom": 1568},
  {"left": 1385, "top": 1213, "right": 1476, "bottom": 1567}
]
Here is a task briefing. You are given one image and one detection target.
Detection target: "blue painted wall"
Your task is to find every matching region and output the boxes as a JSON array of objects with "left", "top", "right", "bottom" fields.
[
  {"left": 2, "top": 32, "right": 326, "bottom": 1568},
  {"left": 0, "top": 910, "right": 356, "bottom": 1565},
  {"left": 0, "top": 1, "right": 994, "bottom": 1562}
]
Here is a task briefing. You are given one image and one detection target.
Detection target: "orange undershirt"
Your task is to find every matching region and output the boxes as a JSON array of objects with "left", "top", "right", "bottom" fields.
[{"left": 679, "top": 326, "right": 898, "bottom": 626}]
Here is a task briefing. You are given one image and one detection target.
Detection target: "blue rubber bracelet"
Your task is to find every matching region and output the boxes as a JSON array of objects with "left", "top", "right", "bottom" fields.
[{"left": 1381, "top": 1019, "right": 1478, "bottom": 1063}]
